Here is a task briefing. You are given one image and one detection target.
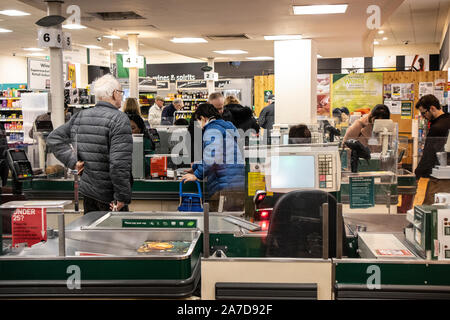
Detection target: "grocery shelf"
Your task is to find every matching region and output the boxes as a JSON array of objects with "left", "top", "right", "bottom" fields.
[
  {"left": 0, "top": 97, "right": 21, "bottom": 100},
  {"left": 0, "top": 108, "right": 21, "bottom": 111},
  {"left": 0, "top": 119, "right": 22, "bottom": 122},
  {"left": 6, "top": 130, "right": 23, "bottom": 133}
]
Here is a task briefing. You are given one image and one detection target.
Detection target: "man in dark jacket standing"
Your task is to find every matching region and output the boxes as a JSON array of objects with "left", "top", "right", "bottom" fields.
[
  {"left": 415, "top": 94, "right": 450, "bottom": 178},
  {"left": 258, "top": 94, "right": 275, "bottom": 145},
  {"left": 47, "top": 74, "right": 133, "bottom": 214},
  {"left": 161, "top": 98, "right": 184, "bottom": 125}
]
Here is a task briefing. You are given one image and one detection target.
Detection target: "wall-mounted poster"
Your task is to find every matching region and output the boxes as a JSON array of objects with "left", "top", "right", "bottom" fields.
[
  {"left": 419, "top": 82, "right": 434, "bottom": 98},
  {"left": 331, "top": 73, "right": 383, "bottom": 114},
  {"left": 401, "top": 101, "right": 413, "bottom": 119},
  {"left": 317, "top": 74, "right": 330, "bottom": 116},
  {"left": 434, "top": 78, "right": 446, "bottom": 105},
  {"left": 391, "top": 83, "right": 414, "bottom": 101}
]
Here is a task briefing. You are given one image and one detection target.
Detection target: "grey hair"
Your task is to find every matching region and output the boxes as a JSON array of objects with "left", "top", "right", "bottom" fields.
[
  {"left": 92, "top": 74, "right": 121, "bottom": 101},
  {"left": 173, "top": 98, "right": 183, "bottom": 106}
]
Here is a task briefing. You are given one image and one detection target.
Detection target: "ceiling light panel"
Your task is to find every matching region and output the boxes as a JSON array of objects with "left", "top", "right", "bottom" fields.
[
  {"left": 104, "top": 35, "right": 120, "bottom": 39},
  {"left": 0, "top": 10, "right": 30, "bottom": 16},
  {"left": 293, "top": 4, "right": 348, "bottom": 15},
  {"left": 171, "top": 37, "right": 208, "bottom": 43},
  {"left": 213, "top": 50, "right": 248, "bottom": 54},
  {"left": 0, "top": 28, "right": 12, "bottom": 33}
]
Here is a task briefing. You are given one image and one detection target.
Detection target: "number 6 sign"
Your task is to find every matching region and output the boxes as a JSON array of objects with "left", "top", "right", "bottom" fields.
[{"left": 38, "top": 27, "right": 63, "bottom": 48}]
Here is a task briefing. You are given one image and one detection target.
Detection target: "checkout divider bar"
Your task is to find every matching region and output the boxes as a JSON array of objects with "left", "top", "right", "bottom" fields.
[
  {"left": 203, "top": 203, "right": 209, "bottom": 258},
  {"left": 322, "top": 203, "right": 329, "bottom": 260}
]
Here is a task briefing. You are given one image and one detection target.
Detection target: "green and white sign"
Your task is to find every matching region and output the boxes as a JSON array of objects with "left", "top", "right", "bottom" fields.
[
  {"left": 264, "top": 90, "right": 273, "bottom": 103},
  {"left": 349, "top": 176, "right": 375, "bottom": 209}
]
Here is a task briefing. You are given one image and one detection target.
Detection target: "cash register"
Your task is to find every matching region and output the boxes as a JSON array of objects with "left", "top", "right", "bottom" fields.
[{"left": 264, "top": 144, "right": 341, "bottom": 193}]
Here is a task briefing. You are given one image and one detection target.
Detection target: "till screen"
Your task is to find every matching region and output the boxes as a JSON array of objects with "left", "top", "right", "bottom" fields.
[
  {"left": 271, "top": 155, "right": 315, "bottom": 189},
  {"left": 11, "top": 151, "right": 27, "bottom": 161}
]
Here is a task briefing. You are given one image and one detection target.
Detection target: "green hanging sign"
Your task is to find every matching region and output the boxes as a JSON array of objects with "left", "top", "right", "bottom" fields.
[{"left": 116, "top": 54, "right": 147, "bottom": 78}]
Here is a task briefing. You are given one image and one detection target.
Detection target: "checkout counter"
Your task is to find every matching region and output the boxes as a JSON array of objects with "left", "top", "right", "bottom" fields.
[{"left": 1, "top": 119, "right": 450, "bottom": 300}]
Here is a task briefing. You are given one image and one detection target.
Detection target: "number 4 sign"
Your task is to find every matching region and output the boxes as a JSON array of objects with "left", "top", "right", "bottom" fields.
[
  {"left": 12, "top": 208, "right": 47, "bottom": 248},
  {"left": 38, "top": 27, "right": 63, "bottom": 48}
]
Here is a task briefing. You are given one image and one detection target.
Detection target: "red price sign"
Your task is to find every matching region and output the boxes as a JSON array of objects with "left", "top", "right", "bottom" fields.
[{"left": 12, "top": 208, "right": 47, "bottom": 248}]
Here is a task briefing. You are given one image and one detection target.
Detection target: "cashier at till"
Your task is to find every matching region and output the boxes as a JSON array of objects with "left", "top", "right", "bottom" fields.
[
  {"left": 414, "top": 94, "right": 450, "bottom": 178},
  {"left": 343, "top": 104, "right": 390, "bottom": 146}
]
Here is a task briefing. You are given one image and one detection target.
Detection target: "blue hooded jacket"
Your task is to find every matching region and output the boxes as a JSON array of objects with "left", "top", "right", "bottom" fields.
[{"left": 192, "top": 119, "right": 245, "bottom": 198}]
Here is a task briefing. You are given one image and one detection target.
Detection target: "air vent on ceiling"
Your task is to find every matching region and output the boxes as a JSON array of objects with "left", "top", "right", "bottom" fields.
[
  {"left": 90, "top": 11, "right": 145, "bottom": 21},
  {"left": 206, "top": 34, "right": 250, "bottom": 41}
]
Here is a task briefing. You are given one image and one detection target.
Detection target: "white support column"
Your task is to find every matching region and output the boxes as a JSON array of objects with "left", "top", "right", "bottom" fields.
[
  {"left": 274, "top": 39, "right": 317, "bottom": 125},
  {"left": 127, "top": 34, "right": 139, "bottom": 98},
  {"left": 207, "top": 57, "right": 215, "bottom": 96},
  {"left": 47, "top": 0, "right": 65, "bottom": 128}
]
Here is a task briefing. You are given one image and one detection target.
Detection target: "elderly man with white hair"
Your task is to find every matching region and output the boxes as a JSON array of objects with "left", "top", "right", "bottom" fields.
[{"left": 47, "top": 74, "right": 133, "bottom": 214}]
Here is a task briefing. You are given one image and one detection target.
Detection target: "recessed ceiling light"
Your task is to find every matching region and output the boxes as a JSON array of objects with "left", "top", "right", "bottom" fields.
[
  {"left": 317, "top": 54, "right": 322, "bottom": 58},
  {"left": 378, "top": 30, "right": 384, "bottom": 34},
  {"left": 264, "top": 35, "right": 302, "bottom": 41},
  {"left": 170, "top": 37, "right": 208, "bottom": 43},
  {"left": 108, "top": 43, "right": 113, "bottom": 46},
  {"left": 213, "top": 50, "right": 248, "bottom": 54},
  {"left": 0, "top": 28, "right": 12, "bottom": 33},
  {"left": 83, "top": 45, "right": 103, "bottom": 49},
  {"left": 246, "top": 56, "right": 274, "bottom": 61},
  {"left": 382, "top": 37, "right": 388, "bottom": 40},
  {"left": 63, "top": 24, "right": 87, "bottom": 30},
  {"left": 104, "top": 35, "right": 120, "bottom": 39},
  {"left": 293, "top": 4, "right": 348, "bottom": 15},
  {"left": 23, "top": 48, "right": 44, "bottom": 51},
  {"left": 373, "top": 40, "right": 379, "bottom": 45},
  {"left": 0, "top": 10, "right": 30, "bottom": 16}
]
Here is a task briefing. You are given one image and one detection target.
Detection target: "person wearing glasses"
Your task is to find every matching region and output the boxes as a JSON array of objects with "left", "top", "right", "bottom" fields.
[
  {"left": 415, "top": 94, "right": 450, "bottom": 179},
  {"left": 48, "top": 74, "right": 133, "bottom": 214}
]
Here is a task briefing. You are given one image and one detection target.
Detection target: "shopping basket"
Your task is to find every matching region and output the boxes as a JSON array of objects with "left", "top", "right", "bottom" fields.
[{"left": 177, "top": 181, "right": 203, "bottom": 212}]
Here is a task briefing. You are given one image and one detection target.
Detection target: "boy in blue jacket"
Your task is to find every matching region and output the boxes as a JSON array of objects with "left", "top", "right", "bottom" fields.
[{"left": 182, "top": 103, "right": 245, "bottom": 211}]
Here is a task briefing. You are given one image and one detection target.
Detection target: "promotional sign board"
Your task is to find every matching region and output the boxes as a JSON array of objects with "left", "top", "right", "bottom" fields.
[
  {"left": 89, "top": 49, "right": 111, "bottom": 67},
  {"left": 331, "top": 73, "right": 383, "bottom": 114},
  {"left": 12, "top": 207, "right": 47, "bottom": 248},
  {"left": 28, "top": 58, "right": 67, "bottom": 90}
]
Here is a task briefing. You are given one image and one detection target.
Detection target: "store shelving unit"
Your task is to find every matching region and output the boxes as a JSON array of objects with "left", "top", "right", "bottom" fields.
[{"left": 0, "top": 90, "right": 25, "bottom": 145}]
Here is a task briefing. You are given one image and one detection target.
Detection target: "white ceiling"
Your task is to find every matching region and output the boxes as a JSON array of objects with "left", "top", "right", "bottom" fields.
[
  {"left": 0, "top": 0, "right": 445, "bottom": 63},
  {"left": 377, "top": 0, "right": 450, "bottom": 47}
]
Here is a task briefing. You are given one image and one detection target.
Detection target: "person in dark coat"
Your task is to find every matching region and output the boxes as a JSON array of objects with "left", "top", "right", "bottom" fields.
[
  {"left": 222, "top": 96, "right": 260, "bottom": 133},
  {"left": 161, "top": 98, "right": 184, "bottom": 125},
  {"left": 415, "top": 94, "right": 450, "bottom": 178},
  {"left": 182, "top": 103, "right": 245, "bottom": 211},
  {"left": 258, "top": 94, "right": 275, "bottom": 144},
  {"left": 47, "top": 74, "right": 133, "bottom": 214}
]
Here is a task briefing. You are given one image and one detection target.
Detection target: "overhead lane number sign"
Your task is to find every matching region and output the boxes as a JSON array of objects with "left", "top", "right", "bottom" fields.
[{"left": 123, "top": 55, "right": 145, "bottom": 68}]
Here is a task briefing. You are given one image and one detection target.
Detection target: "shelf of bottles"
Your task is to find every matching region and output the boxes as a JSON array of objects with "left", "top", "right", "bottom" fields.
[
  {"left": 164, "top": 91, "right": 208, "bottom": 112},
  {"left": 139, "top": 93, "right": 155, "bottom": 107},
  {"left": 174, "top": 111, "right": 194, "bottom": 122},
  {"left": 416, "top": 114, "right": 427, "bottom": 163},
  {"left": 1, "top": 87, "right": 25, "bottom": 145}
]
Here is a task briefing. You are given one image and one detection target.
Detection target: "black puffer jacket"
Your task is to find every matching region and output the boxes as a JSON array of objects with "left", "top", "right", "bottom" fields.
[
  {"left": 47, "top": 101, "right": 133, "bottom": 204},
  {"left": 222, "top": 104, "right": 260, "bottom": 133}
]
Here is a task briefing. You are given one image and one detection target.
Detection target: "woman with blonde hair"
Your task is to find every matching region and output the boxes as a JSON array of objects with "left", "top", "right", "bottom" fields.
[
  {"left": 224, "top": 95, "right": 240, "bottom": 106},
  {"left": 123, "top": 97, "right": 141, "bottom": 116}
]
